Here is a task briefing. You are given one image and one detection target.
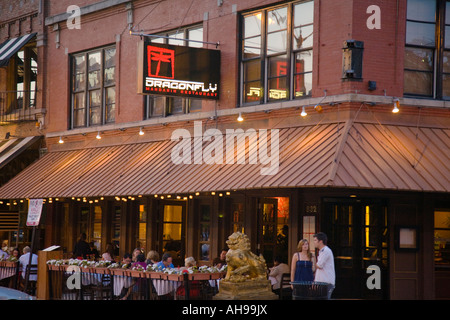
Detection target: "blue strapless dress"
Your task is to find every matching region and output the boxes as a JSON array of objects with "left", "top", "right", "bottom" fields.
[{"left": 294, "top": 259, "right": 314, "bottom": 282}]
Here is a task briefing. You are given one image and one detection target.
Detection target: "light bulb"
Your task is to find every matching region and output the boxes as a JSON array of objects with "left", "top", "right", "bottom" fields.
[
  {"left": 301, "top": 106, "right": 307, "bottom": 117},
  {"left": 58, "top": 136, "right": 64, "bottom": 144},
  {"left": 96, "top": 132, "right": 101, "bottom": 139},
  {"left": 139, "top": 127, "right": 144, "bottom": 135},
  {"left": 237, "top": 112, "right": 243, "bottom": 122},
  {"left": 392, "top": 100, "right": 400, "bottom": 113}
]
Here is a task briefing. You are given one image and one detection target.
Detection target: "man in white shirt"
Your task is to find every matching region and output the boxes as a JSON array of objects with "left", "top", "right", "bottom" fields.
[
  {"left": 19, "top": 246, "right": 38, "bottom": 281},
  {"left": 313, "top": 232, "right": 335, "bottom": 299}
]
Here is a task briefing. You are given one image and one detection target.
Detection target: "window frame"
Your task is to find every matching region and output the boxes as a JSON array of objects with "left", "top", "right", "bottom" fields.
[
  {"left": 404, "top": 0, "right": 450, "bottom": 99},
  {"left": 239, "top": 0, "right": 314, "bottom": 106},
  {"left": 70, "top": 45, "right": 116, "bottom": 129}
]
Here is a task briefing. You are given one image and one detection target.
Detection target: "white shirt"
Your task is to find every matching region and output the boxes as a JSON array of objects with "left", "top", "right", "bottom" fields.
[
  {"left": 19, "top": 252, "right": 38, "bottom": 281},
  {"left": 314, "top": 246, "right": 335, "bottom": 285},
  {"left": 269, "top": 263, "right": 290, "bottom": 290}
]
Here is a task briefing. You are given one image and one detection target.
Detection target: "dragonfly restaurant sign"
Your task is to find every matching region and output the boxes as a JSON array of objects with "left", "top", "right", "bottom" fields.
[{"left": 137, "top": 42, "right": 220, "bottom": 100}]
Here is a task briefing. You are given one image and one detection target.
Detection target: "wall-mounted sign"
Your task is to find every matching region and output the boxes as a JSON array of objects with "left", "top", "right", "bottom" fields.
[
  {"left": 26, "top": 199, "right": 43, "bottom": 226},
  {"left": 137, "top": 42, "right": 220, "bottom": 100}
]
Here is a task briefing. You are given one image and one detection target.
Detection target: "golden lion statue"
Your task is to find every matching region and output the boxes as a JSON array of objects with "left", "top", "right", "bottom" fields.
[{"left": 224, "top": 232, "right": 267, "bottom": 282}]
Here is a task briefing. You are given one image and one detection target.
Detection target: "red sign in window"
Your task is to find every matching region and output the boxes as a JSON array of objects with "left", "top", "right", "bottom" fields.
[{"left": 147, "top": 46, "right": 175, "bottom": 79}]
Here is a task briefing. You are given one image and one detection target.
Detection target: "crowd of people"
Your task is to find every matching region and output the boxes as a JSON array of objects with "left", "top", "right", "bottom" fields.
[{"left": 1, "top": 231, "right": 336, "bottom": 299}]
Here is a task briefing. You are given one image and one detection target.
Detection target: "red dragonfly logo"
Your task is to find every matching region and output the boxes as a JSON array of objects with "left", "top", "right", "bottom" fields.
[{"left": 147, "top": 46, "right": 175, "bottom": 79}]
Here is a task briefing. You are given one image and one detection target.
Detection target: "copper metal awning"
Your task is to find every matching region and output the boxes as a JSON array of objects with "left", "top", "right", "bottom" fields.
[{"left": 0, "top": 122, "right": 447, "bottom": 199}]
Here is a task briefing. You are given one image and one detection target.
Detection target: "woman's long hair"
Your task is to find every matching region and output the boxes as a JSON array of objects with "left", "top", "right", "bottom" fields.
[{"left": 296, "top": 239, "right": 312, "bottom": 259}]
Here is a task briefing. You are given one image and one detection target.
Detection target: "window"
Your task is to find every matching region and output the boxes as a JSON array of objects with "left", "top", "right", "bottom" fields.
[
  {"left": 240, "top": 1, "right": 313, "bottom": 105},
  {"left": 435, "top": 210, "right": 450, "bottom": 267},
  {"left": 2, "top": 43, "right": 37, "bottom": 115},
  {"left": 199, "top": 205, "right": 211, "bottom": 262},
  {"left": 404, "top": 0, "right": 450, "bottom": 99},
  {"left": 137, "top": 204, "right": 147, "bottom": 251},
  {"left": 145, "top": 25, "right": 203, "bottom": 118},
  {"left": 70, "top": 46, "right": 116, "bottom": 128}
]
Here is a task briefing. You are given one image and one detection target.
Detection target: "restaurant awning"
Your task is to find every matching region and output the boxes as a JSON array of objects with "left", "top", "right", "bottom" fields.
[
  {"left": 0, "top": 33, "right": 36, "bottom": 67},
  {"left": 0, "top": 122, "right": 447, "bottom": 199},
  {"left": 0, "top": 136, "right": 41, "bottom": 170}
]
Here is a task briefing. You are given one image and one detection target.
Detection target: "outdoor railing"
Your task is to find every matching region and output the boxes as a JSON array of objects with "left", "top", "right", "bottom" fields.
[
  {"left": 0, "top": 90, "right": 38, "bottom": 123},
  {"left": 46, "top": 260, "right": 225, "bottom": 300},
  {"left": 0, "top": 261, "right": 20, "bottom": 289}
]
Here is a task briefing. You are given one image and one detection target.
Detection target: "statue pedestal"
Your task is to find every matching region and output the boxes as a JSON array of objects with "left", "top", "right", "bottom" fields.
[{"left": 214, "top": 279, "right": 278, "bottom": 300}]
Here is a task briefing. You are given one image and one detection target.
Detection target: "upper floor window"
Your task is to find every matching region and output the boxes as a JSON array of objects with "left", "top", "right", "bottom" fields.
[
  {"left": 0, "top": 35, "right": 37, "bottom": 121},
  {"left": 404, "top": 0, "right": 450, "bottom": 99},
  {"left": 145, "top": 25, "right": 203, "bottom": 118},
  {"left": 240, "top": 1, "right": 313, "bottom": 105},
  {"left": 70, "top": 46, "right": 116, "bottom": 128}
]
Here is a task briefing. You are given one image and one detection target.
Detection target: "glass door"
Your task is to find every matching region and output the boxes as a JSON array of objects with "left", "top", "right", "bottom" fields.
[
  {"left": 323, "top": 198, "right": 388, "bottom": 299},
  {"left": 158, "top": 201, "right": 186, "bottom": 267}
]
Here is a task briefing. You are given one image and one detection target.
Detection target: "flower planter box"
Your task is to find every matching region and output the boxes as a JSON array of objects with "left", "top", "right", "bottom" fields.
[
  {"left": 0, "top": 261, "right": 17, "bottom": 268},
  {"left": 109, "top": 268, "right": 128, "bottom": 276},
  {"left": 94, "top": 267, "right": 110, "bottom": 275},
  {"left": 189, "top": 273, "right": 212, "bottom": 281},
  {"left": 47, "top": 264, "right": 61, "bottom": 271},
  {"left": 129, "top": 270, "right": 145, "bottom": 278},
  {"left": 146, "top": 271, "right": 163, "bottom": 279},
  {"left": 165, "top": 273, "right": 181, "bottom": 281}
]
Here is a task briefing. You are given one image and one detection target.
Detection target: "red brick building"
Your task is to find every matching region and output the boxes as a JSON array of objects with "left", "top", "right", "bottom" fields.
[{"left": 0, "top": 0, "right": 448, "bottom": 299}]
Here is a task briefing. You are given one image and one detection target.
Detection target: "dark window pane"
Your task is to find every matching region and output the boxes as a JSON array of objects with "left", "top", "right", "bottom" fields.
[
  {"left": 268, "top": 77, "right": 287, "bottom": 100},
  {"left": 73, "top": 92, "right": 85, "bottom": 110},
  {"left": 406, "top": 21, "right": 435, "bottom": 46},
  {"left": 447, "top": 2, "right": 450, "bottom": 24},
  {"left": 404, "top": 47, "right": 433, "bottom": 71},
  {"left": 105, "top": 87, "right": 115, "bottom": 122},
  {"left": 189, "top": 99, "right": 202, "bottom": 112},
  {"left": 244, "top": 81, "right": 262, "bottom": 103},
  {"left": 74, "top": 108, "right": 85, "bottom": 127},
  {"left": 90, "top": 106, "right": 101, "bottom": 125},
  {"left": 104, "top": 48, "right": 116, "bottom": 68},
  {"left": 73, "top": 73, "right": 85, "bottom": 92},
  {"left": 268, "top": 55, "right": 287, "bottom": 78},
  {"left": 445, "top": 26, "right": 450, "bottom": 49},
  {"left": 74, "top": 55, "right": 85, "bottom": 73},
  {"left": 243, "top": 60, "right": 261, "bottom": 82},
  {"left": 407, "top": 0, "right": 436, "bottom": 22},
  {"left": 88, "top": 70, "right": 101, "bottom": 89},
  {"left": 404, "top": 70, "right": 433, "bottom": 95},
  {"left": 88, "top": 52, "right": 101, "bottom": 71},
  {"left": 443, "top": 51, "right": 450, "bottom": 73},
  {"left": 170, "top": 97, "right": 183, "bottom": 114},
  {"left": 442, "top": 73, "right": 450, "bottom": 97}
]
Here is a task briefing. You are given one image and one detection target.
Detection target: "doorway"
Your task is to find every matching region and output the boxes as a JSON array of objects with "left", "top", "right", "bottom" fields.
[
  {"left": 257, "top": 197, "right": 289, "bottom": 266},
  {"left": 323, "top": 198, "right": 389, "bottom": 299},
  {"left": 157, "top": 201, "right": 186, "bottom": 267}
]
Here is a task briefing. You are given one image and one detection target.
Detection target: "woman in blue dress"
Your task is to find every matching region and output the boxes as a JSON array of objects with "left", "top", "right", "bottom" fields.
[{"left": 290, "top": 239, "right": 316, "bottom": 284}]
